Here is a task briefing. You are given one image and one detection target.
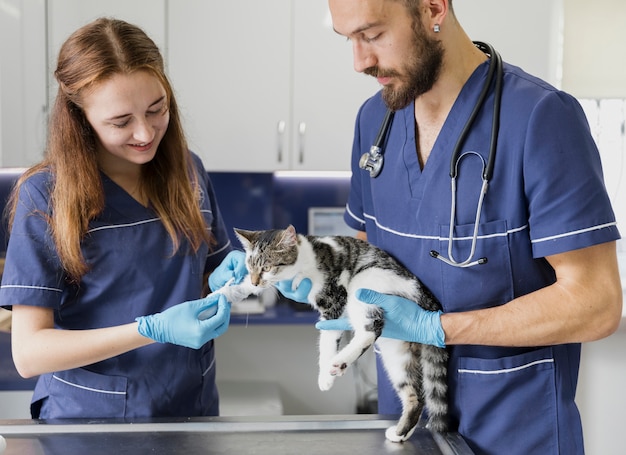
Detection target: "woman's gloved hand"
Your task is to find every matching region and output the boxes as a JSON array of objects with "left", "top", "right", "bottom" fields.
[
  {"left": 315, "top": 288, "right": 446, "bottom": 348},
  {"left": 136, "top": 293, "right": 231, "bottom": 349},
  {"left": 209, "top": 250, "right": 248, "bottom": 292},
  {"left": 274, "top": 278, "right": 312, "bottom": 304}
]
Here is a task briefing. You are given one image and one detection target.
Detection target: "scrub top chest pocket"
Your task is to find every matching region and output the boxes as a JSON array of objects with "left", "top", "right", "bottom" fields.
[{"left": 434, "top": 219, "right": 514, "bottom": 312}]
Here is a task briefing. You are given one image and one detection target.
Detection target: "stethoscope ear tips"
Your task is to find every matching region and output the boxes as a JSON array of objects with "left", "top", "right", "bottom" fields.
[{"left": 431, "top": 249, "right": 489, "bottom": 267}]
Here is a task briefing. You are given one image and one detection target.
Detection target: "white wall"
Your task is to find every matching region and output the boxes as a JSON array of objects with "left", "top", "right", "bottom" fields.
[
  {"left": 562, "top": 0, "right": 626, "bottom": 98},
  {"left": 454, "top": 0, "right": 563, "bottom": 88}
]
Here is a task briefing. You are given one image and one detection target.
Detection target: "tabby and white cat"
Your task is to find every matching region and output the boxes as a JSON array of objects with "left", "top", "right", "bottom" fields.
[{"left": 230, "top": 225, "right": 448, "bottom": 442}]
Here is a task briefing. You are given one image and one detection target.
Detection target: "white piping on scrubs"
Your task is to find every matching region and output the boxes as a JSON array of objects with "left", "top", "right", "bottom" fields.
[
  {"left": 458, "top": 358, "right": 554, "bottom": 375},
  {"left": 52, "top": 374, "right": 127, "bottom": 395}
]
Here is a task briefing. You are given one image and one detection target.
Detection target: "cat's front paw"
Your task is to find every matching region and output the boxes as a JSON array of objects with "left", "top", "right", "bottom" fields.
[
  {"left": 291, "top": 273, "right": 304, "bottom": 289},
  {"left": 318, "top": 372, "right": 336, "bottom": 391},
  {"left": 328, "top": 352, "right": 351, "bottom": 377},
  {"left": 329, "top": 360, "right": 348, "bottom": 377}
]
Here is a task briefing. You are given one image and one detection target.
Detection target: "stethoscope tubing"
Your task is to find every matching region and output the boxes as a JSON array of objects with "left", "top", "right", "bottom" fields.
[
  {"left": 451, "top": 41, "right": 502, "bottom": 181},
  {"left": 434, "top": 42, "right": 502, "bottom": 267},
  {"left": 360, "top": 41, "right": 503, "bottom": 268},
  {"left": 359, "top": 109, "right": 395, "bottom": 178}
]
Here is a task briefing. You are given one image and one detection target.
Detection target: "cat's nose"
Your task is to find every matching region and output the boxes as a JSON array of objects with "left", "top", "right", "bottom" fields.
[{"left": 250, "top": 273, "right": 261, "bottom": 286}]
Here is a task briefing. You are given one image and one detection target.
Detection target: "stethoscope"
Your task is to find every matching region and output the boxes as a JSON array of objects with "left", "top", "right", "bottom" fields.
[{"left": 360, "top": 41, "right": 503, "bottom": 268}]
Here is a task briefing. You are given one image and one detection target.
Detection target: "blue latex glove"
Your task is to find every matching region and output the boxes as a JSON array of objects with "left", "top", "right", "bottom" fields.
[
  {"left": 315, "top": 288, "right": 446, "bottom": 347},
  {"left": 209, "top": 250, "right": 248, "bottom": 292},
  {"left": 136, "top": 293, "right": 231, "bottom": 349},
  {"left": 274, "top": 278, "right": 312, "bottom": 304}
]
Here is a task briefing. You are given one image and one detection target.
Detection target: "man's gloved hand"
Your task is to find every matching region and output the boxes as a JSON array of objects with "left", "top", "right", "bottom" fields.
[
  {"left": 315, "top": 288, "right": 446, "bottom": 348},
  {"left": 136, "top": 293, "right": 231, "bottom": 349},
  {"left": 274, "top": 278, "right": 312, "bottom": 304},
  {"left": 209, "top": 250, "right": 248, "bottom": 292}
]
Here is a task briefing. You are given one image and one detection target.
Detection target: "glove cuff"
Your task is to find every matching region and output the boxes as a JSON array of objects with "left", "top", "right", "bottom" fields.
[
  {"left": 431, "top": 310, "right": 446, "bottom": 348},
  {"left": 136, "top": 316, "right": 161, "bottom": 343}
]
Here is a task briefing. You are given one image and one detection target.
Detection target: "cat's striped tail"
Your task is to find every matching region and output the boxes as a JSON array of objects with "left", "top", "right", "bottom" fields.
[{"left": 421, "top": 344, "right": 449, "bottom": 433}]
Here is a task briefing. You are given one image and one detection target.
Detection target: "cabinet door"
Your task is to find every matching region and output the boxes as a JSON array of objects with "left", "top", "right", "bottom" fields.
[
  {"left": 47, "top": 0, "right": 167, "bottom": 105},
  {"left": 291, "top": 2, "right": 378, "bottom": 171},
  {"left": 168, "top": 0, "right": 292, "bottom": 172},
  {"left": 0, "top": 0, "right": 47, "bottom": 167}
]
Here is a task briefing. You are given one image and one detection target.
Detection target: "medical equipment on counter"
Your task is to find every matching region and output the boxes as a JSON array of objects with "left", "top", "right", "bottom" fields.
[{"left": 359, "top": 41, "right": 503, "bottom": 268}]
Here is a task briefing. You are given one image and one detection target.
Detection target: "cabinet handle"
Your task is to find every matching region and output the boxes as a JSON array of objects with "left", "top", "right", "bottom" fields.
[
  {"left": 276, "top": 120, "right": 286, "bottom": 163},
  {"left": 298, "top": 122, "right": 306, "bottom": 164}
]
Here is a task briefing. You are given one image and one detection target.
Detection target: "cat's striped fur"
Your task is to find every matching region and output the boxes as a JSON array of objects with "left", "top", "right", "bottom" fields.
[{"left": 234, "top": 225, "right": 449, "bottom": 442}]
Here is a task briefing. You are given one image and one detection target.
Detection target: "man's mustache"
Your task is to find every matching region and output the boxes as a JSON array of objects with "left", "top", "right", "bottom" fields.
[{"left": 363, "top": 67, "right": 400, "bottom": 79}]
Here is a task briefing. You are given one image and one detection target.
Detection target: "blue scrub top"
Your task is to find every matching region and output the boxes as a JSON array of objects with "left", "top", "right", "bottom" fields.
[
  {"left": 0, "top": 152, "right": 233, "bottom": 419},
  {"left": 345, "top": 61, "right": 620, "bottom": 454}
]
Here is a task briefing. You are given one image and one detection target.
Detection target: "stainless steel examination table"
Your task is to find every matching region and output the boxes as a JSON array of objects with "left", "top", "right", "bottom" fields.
[{"left": 0, "top": 415, "right": 474, "bottom": 454}]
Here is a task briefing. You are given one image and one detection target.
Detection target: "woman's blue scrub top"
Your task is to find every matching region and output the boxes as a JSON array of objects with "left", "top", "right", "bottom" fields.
[
  {"left": 0, "top": 153, "right": 233, "bottom": 419},
  {"left": 345, "top": 61, "right": 620, "bottom": 455}
]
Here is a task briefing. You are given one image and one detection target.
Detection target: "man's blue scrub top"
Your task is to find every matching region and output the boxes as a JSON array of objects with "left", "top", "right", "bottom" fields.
[
  {"left": 344, "top": 61, "right": 620, "bottom": 455},
  {"left": 0, "top": 153, "right": 232, "bottom": 419}
]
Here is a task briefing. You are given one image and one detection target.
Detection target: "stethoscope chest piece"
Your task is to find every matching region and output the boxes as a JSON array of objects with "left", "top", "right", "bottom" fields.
[
  {"left": 360, "top": 146, "right": 384, "bottom": 178},
  {"left": 359, "top": 109, "right": 395, "bottom": 178}
]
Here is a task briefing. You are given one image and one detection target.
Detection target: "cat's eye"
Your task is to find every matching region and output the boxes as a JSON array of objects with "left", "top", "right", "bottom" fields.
[{"left": 262, "top": 265, "right": 272, "bottom": 272}]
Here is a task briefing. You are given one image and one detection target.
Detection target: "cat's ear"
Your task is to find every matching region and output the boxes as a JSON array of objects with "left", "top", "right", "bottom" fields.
[
  {"left": 234, "top": 228, "right": 255, "bottom": 250},
  {"left": 278, "top": 225, "right": 298, "bottom": 248}
]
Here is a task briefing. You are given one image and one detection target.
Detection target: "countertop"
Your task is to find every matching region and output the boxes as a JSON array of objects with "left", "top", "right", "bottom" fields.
[{"left": 0, "top": 415, "right": 474, "bottom": 455}]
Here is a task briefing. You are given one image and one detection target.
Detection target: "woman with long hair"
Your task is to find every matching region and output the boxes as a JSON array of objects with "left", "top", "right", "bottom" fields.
[{"left": 0, "top": 18, "right": 236, "bottom": 419}]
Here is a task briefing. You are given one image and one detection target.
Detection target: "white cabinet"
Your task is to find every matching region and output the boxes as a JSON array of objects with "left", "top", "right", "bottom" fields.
[
  {"left": 0, "top": 0, "right": 47, "bottom": 167},
  {"left": 2, "top": 1, "right": 378, "bottom": 171},
  {"left": 0, "top": 0, "right": 167, "bottom": 167},
  {"left": 47, "top": 0, "right": 167, "bottom": 60},
  {"left": 167, "top": 1, "right": 378, "bottom": 172},
  {"left": 46, "top": 0, "right": 167, "bottom": 105}
]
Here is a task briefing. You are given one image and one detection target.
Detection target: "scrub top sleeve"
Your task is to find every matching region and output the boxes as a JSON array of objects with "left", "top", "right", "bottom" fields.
[
  {"left": 0, "top": 174, "right": 65, "bottom": 310},
  {"left": 523, "top": 91, "right": 620, "bottom": 258}
]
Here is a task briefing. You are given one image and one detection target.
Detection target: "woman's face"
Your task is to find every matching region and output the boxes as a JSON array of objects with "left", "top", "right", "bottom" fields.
[{"left": 82, "top": 70, "right": 170, "bottom": 173}]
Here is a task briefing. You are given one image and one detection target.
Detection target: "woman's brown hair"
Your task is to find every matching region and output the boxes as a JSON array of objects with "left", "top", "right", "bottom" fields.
[{"left": 7, "top": 18, "right": 212, "bottom": 281}]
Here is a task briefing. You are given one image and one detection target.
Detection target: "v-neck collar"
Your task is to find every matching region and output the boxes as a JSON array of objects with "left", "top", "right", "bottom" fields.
[
  {"left": 404, "top": 60, "right": 492, "bottom": 198},
  {"left": 100, "top": 171, "right": 155, "bottom": 221}
]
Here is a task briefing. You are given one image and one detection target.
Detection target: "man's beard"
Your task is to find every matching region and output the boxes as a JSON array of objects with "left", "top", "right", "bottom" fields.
[{"left": 365, "top": 23, "right": 443, "bottom": 111}]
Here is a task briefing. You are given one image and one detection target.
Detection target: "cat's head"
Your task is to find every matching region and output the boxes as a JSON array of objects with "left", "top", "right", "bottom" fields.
[{"left": 234, "top": 225, "right": 300, "bottom": 287}]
